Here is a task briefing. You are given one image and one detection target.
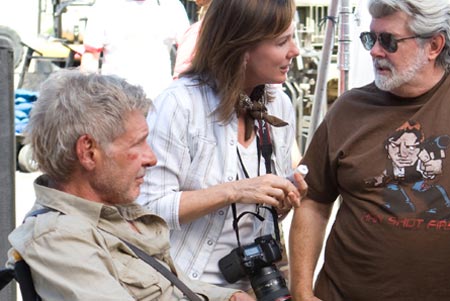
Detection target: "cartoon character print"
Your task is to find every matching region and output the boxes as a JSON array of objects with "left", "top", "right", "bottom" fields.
[{"left": 365, "top": 120, "right": 450, "bottom": 218}]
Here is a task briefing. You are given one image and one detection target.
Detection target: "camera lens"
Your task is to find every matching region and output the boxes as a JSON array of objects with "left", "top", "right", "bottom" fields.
[{"left": 250, "top": 266, "right": 291, "bottom": 301}]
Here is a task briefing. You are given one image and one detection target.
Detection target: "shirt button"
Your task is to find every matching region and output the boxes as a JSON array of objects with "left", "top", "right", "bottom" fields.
[
  {"left": 103, "top": 207, "right": 115, "bottom": 215},
  {"left": 227, "top": 176, "right": 233, "bottom": 181},
  {"left": 207, "top": 240, "right": 213, "bottom": 246},
  {"left": 229, "top": 140, "right": 235, "bottom": 146},
  {"left": 192, "top": 272, "right": 198, "bottom": 279},
  {"left": 218, "top": 210, "right": 224, "bottom": 215}
]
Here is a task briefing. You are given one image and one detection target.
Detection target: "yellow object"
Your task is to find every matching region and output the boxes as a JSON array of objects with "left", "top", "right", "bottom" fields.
[
  {"left": 11, "top": 249, "right": 23, "bottom": 262},
  {"left": 23, "top": 37, "right": 72, "bottom": 58}
]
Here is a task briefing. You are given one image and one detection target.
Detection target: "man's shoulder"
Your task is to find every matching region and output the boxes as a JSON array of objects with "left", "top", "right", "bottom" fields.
[
  {"left": 9, "top": 210, "right": 96, "bottom": 255},
  {"left": 343, "top": 82, "right": 378, "bottom": 98},
  {"left": 330, "top": 82, "right": 379, "bottom": 108}
]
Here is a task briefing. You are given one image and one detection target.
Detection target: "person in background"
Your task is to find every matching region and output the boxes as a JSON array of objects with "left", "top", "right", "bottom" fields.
[
  {"left": 6, "top": 69, "right": 253, "bottom": 301},
  {"left": 80, "top": 0, "right": 189, "bottom": 100},
  {"left": 137, "top": 0, "right": 308, "bottom": 296},
  {"left": 289, "top": 0, "right": 450, "bottom": 300},
  {"left": 172, "top": 0, "right": 212, "bottom": 79}
]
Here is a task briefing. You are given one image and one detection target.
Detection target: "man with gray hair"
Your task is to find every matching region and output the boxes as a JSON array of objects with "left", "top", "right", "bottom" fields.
[
  {"left": 5, "top": 69, "right": 253, "bottom": 300},
  {"left": 289, "top": 0, "right": 450, "bottom": 300}
]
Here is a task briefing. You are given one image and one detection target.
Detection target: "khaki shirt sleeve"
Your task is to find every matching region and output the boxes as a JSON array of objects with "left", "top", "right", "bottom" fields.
[
  {"left": 9, "top": 211, "right": 240, "bottom": 301},
  {"left": 9, "top": 213, "right": 135, "bottom": 301}
]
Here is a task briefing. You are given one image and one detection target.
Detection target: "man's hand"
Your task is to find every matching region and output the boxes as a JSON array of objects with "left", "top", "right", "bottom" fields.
[{"left": 230, "top": 292, "right": 255, "bottom": 301}]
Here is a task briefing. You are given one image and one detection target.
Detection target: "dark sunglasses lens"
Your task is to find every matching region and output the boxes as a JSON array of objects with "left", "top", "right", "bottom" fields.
[
  {"left": 360, "top": 32, "right": 375, "bottom": 50},
  {"left": 379, "top": 33, "right": 397, "bottom": 52}
]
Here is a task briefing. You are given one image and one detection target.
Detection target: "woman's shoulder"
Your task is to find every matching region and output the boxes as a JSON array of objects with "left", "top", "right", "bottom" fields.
[
  {"left": 153, "top": 76, "right": 217, "bottom": 111},
  {"left": 163, "top": 76, "right": 203, "bottom": 93}
]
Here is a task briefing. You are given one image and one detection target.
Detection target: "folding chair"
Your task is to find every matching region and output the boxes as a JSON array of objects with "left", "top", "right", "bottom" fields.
[{"left": 0, "top": 250, "right": 41, "bottom": 301}]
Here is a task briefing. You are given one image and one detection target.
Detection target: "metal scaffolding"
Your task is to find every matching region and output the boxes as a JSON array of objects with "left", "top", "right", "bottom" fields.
[{"left": 306, "top": 0, "right": 353, "bottom": 147}]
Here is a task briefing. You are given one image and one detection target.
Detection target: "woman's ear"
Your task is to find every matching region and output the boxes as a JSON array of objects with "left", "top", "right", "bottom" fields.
[
  {"left": 244, "top": 52, "right": 250, "bottom": 67},
  {"left": 76, "top": 134, "right": 98, "bottom": 170}
]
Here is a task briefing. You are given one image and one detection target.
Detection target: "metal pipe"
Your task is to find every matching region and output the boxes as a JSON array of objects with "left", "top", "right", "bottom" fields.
[
  {"left": 338, "top": 0, "right": 352, "bottom": 94},
  {"left": 0, "top": 44, "right": 17, "bottom": 301},
  {"left": 306, "top": 0, "right": 339, "bottom": 147}
]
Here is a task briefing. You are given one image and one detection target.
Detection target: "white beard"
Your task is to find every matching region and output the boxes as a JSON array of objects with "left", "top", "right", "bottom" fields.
[{"left": 373, "top": 47, "right": 428, "bottom": 91}]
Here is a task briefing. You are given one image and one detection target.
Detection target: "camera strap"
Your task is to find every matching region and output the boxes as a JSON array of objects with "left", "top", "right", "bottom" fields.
[
  {"left": 120, "top": 240, "right": 202, "bottom": 301},
  {"left": 235, "top": 119, "right": 272, "bottom": 178},
  {"left": 231, "top": 203, "right": 281, "bottom": 249},
  {"left": 232, "top": 119, "right": 281, "bottom": 248},
  {"left": 257, "top": 119, "right": 273, "bottom": 174},
  {"left": 25, "top": 207, "right": 203, "bottom": 301}
]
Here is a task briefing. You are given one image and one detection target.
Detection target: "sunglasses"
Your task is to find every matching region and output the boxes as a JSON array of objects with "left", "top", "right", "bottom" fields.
[{"left": 359, "top": 31, "right": 430, "bottom": 53}]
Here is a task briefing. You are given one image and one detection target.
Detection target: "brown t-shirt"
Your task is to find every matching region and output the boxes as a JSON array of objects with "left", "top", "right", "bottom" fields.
[{"left": 302, "top": 74, "right": 450, "bottom": 300}]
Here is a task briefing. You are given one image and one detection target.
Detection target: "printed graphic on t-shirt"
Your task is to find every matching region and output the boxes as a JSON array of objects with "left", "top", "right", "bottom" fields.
[{"left": 365, "top": 120, "right": 450, "bottom": 220}]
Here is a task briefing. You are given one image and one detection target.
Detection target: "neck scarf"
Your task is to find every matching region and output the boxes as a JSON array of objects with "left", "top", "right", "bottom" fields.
[{"left": 237, "top": 85, "right": 288, "bottom": 141}]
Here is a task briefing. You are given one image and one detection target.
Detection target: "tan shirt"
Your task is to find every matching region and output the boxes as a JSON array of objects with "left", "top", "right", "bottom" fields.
[{"left": 7, "top": 175, "right": 238, "bottom": 301}]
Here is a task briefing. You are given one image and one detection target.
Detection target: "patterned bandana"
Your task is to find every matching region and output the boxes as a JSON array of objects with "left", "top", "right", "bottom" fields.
[{"left": 237, "top": 85, "right": 288, "bottom": 141}]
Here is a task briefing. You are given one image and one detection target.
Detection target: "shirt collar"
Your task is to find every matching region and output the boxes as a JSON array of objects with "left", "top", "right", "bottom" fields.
[{"left": 33, "top": 174, "right": 164, "bottom": 226}]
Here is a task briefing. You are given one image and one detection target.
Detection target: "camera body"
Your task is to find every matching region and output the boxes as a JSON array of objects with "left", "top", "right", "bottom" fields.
[
  {"left": 219, "top": 234, "right": 281, "bottom": 283},
  {"left": 219, "top": 234, "right": 291, "bottom": 301}
]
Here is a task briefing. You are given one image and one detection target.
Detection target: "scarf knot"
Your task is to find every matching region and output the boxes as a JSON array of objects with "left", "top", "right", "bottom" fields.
[{"left": 237, "top": 85, "right": 288, "bottom": 141}]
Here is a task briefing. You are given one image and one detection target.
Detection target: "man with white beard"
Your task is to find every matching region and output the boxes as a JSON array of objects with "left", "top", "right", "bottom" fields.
[{"left": 289, "top": 0, "right": 450, "bottom": 300}]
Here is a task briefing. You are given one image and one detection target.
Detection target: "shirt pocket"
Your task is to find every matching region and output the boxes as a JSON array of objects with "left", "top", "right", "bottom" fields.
[
  {"left": 273, "top": 142, "right": 290, "bottom": 176},
  {"left": 115, "top": 253, "right": 168, "bottom": 300},
  {"left": 184, "top": 136, "right": 217, "bottom": 189}
]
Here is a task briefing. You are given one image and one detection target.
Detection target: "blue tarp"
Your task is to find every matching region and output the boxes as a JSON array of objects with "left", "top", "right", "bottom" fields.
[{"left": 14, "top": 89, "right": 38, "bottom": 134}]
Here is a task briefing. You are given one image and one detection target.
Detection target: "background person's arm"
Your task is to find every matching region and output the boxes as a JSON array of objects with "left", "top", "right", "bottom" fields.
[{"left": 80, "top": 48, "right": 101, "bottom": 73}]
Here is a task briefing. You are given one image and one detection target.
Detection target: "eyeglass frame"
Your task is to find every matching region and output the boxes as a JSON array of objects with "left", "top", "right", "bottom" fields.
[{"left": 359, "top": 31, "right": 431, "bottom": 53}]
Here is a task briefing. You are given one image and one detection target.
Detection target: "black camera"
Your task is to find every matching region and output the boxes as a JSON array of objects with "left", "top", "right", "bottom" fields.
[{"left": 219, "top": 234, "right": 291, "bottom": 301}]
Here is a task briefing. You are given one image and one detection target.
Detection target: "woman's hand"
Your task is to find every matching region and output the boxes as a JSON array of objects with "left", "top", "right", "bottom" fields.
[
  {"left": 229, "top": 174, "right": 304, "bottom": 209},
  {"left": 179, "top": 172, "right": 307, "bottom": 224},
  {"left": 276, "top": 172, "right": 308, "bottom": 219},
  {"left": 293, "top": 171, "right": 308, "bottom": 198}
]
